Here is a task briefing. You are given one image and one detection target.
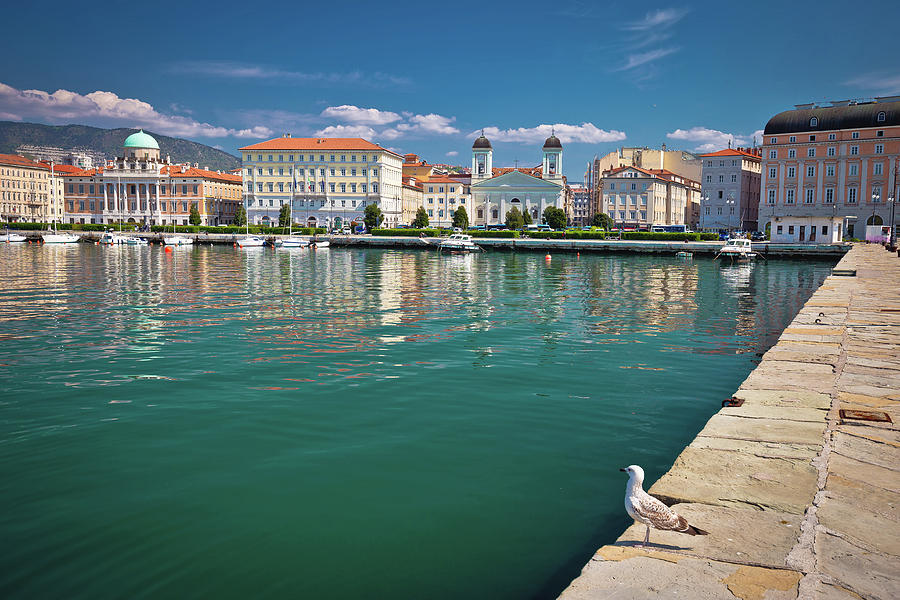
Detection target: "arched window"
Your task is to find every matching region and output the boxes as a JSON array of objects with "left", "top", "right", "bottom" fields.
[
  {"left": 809, "top": 116, "right": 818, "bottom": 127},
  {"left": 877, "top": 111, "right": 886, "bottom": 122}
]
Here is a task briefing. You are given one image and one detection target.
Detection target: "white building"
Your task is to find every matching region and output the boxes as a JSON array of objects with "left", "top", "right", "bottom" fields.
[
  {"left": 569, "top": 184, "right": 591, "bottom": 226},
  {"left": 469, "top": 133, "right": 565, "bottom": 226},
  {"left": 769, "top": 215, "right": 844, "bottom": 243},
  {"left": 422, "top": 175, "right": 470, "bottom": 227},
  {"left": 698, "top": 147, "right": 762, "bottom": 232},
  {"left": 239, "top": 136, "right": 404, "bottom": 229},
  {"left": 600, "top": 166, "right": 698, "bottom": 230}
]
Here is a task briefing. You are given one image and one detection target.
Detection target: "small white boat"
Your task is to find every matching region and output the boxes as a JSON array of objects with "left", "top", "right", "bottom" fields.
[
  {"left": 309, "top": 239, "right": 329, "bottom": 249},
  {"left": 439, "top": 233, "right": 480, "bottom": 253},
  {"left": 123, "top": 236, "right": 148, "bottom": 246},
  {"left": 163, "top": 236, "right": 193, "bottom": 246},
  {"left": 236, "top": 236, "right": 266, "bottom": 248},
  {"left": 99, "top": 232, "right": 120, "bottom": 245},
  {"left": 42, "top": 232, "right": 79, "bottom": 244},
  {"left": 716, "top": 238, "right": 757, "bottom": 261},
  {"left": 1, "top": 232, "right": 26, "bottom": 243},
  {"left": 278, "top": 236, "right": 309, "bottom": 248}
]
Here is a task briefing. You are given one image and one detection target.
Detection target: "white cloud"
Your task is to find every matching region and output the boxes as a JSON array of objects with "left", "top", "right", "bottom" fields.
[
  {"left": 171, "top": 61, "right": 411, "bottom": 87},
  {"left": 446, "top": 150, "right": 459, "bottom": 157},
  {"left": 623, "top": 8, "right": 689, "bottom": 31},
  {"left": 0, "top": 81, "right": 273, "bottom": 139},
  {"left": 312, "top": 124, "right": 379, "bottom": 138},
  {"left": 320, "top": 105, "right": 401, "bottom": 125},
  {"left": 407, "top": 113, "right": 459, "bottom": 134},
  {"left": 475, "top": 123, "right": 626, "bottom": 144},
  {"left": 843, "top": 72, "right": 900, "bottom": 95},
  {"left": 617, "top": 48, "right": 679, "bottom": 71},
  {"left": 667, "top": 126, "right": 763, "bottom": 152}
]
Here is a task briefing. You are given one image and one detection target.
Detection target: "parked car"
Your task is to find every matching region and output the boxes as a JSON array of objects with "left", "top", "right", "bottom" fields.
[
  {"left": 718, "top": 232, "right": 730, "bottom": 241},
  {"left": 750, "top": 231, "right": 766, "bottom": 241}
]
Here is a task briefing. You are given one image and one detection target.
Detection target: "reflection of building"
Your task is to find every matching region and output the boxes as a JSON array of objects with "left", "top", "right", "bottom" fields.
[
  {"left": 599, "top": 166, "right": 700, "bottom": 230},
  {"left": 699, "top": 147, "right": 762, "bottom": 232},
  {"left": 469, "top": 133, "right": 565, "bottom": 226},
  {"left": 239, "top": 135, "right": 404, "bottom": 229},
  {"left": 59, "top": 131, "right": 243, "bottom": 226},
  {"left": 762, "top": 98, "right": 900, "bottom": 239},
  {"left": 0, "top": 153, "right": 52, "bottom": 223}
]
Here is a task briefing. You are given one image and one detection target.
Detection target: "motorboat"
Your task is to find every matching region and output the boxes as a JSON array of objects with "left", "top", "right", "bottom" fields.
[
  {"left": 439, "top": 233, "right": 480, "bottom": 253},
  {"left": 99, "top": 232, "right": 119, "bottom": 245},
  {"left": 236, "top": 236, "right": 266, "bottom": 248},
  {"left": 163, "top": 236, "right": 193, "bottom": 246},
  {"left": 309, "top": 239, "right": 329, "bottom": 249},
  {"left": 123, "top": 236, "right": 148, "bottom": 246},
  {"left": 1, "top": 232, "right": 26, "bottom": 243},
  {"left": 716, "top": 237, "right": 757, "bottom": 261},
  {"left": 278, "top": 236, "right": 310, "bottom": 248},
  {"left": 42, "top": 232, "right": 79, "bottom": 244}
]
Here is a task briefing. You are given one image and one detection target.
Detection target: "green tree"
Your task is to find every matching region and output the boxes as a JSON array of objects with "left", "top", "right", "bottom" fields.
[
  {"left": 523, "top": 208, "right": 533, "bottom": 225},
  {"left": 543, "top": 206, "right": 567, "bottom": 230},
  {"left": 505, "top": 206, "right": 524, "bottom": 230},
  {"left": 189, "top": 203, "right": 201, "bottom": 226},
  {"left": 592, "top": 212, "right": 614, "bottom": 230},
  {"left": 364, "top": 203, "right": 384, "bottom": 230},
  {"left": 412, "top": 206, "right": 429, "bottom": 228},
  {"left": 452, "top": 205, "right": 469, "bottom": 229},
  {"left": 234, "top": 205, "right": 247, "bottom": 227},
  {"left": 278, "top": 204, "right": 291, "bottom": 228}
]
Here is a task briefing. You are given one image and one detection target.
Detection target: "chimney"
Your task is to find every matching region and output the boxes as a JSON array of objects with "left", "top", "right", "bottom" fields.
[{"left": 283, "top": 133, "right": 291, "bottom": 138}]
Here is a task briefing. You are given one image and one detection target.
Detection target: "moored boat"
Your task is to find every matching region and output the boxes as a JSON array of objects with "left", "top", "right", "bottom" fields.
[
  {"left": 236, "top": 235, "right": 266, "bottom": 248},
  {"left": 279, "top": 236, "right": 309, "bottom": 248},
  {"left": 42, "top": 232, "right": 79, "bottom": 244},
  {"left": 163, "top": 236, "right": 193, "bottom": 246},
  {"left": 439, "top": 233, "right": 480, "bottom": 253},
  {"left": 1, "top": 232, "right": 27, "bottom": 243},
  {"left": 716, "top": 238, "right": 756, "bottom": 261}
]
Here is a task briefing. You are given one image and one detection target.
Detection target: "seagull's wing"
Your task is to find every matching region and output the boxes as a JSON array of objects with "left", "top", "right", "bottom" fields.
[{"left": 632, "top": 493, "right": 692, "bottom": 532}]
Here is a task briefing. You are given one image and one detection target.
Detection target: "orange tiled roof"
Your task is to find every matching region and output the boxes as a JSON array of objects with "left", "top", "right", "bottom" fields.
[
  {"left": 239, "top": 137, "right": 387, "bottom": 152},
  {"left": 161, "top": 165, "right": 242, "bottom": 183},
  {"left": 0, "top": 154, "right": 50, "bottom": 170},
  {"left": 698, "top": 148, "right": 761, "bottom": 159},
  {"left": 603, "top": 165, "right": 659, "bottom": 178},
  {"left": 422, "top": 175, "right": 463, "bottom": 184}
]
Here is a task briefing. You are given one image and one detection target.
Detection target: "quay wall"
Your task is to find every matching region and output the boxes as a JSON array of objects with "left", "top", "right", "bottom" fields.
[
  {"left": 10, "top": 229, "right": 850, "bottom": 258},
  {"left": 557, "top": 243, "right": 900, "bottom": 600}
]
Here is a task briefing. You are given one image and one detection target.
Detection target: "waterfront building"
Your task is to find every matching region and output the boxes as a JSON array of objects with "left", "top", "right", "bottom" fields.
[
  {"left": 769, "top": 215, "right": 844, "bottom": 243},
  {"left": 469, "top": 133, "right": 565, "bottom": 226},
  {"left": 698, "top": 147, "right": 762, "bottom": 232},
  {"left": 0, "top": 153, "right": 52, "bottom": 223},
  {"left": 590, "top": 146, "right": 701, "bottom": 218},
  {"left": 60, "top": 131, "right": 243, "bottom": 226},
  {"left": 569, "top": 184, "right": 591, "bottom": 227},
  {"left": 422, "top": 175, "right": 470, "bottom": 227},
  {"left": 239, "top": 135, "right": 403, "bottom": 229},
  {"left": 599, "top": 166, "right": 699, "bottom": 230},
  {"left": 402, "top": 154, "right": 435, "bottom": 182},
  {"left": 761, "top": 97, "right": 900, "bottom": 239},
  {"left": 401, "top": 177, "right": 423, "bottom": 225}
]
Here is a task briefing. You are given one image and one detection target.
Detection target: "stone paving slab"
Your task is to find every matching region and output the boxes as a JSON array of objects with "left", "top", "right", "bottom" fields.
[
  {"left": 687, "top": 436, "right": 820, "bottom": 460},
  {"left": 828, "top": 452, "right": 900, "bottom": 494},
  {"left": 648, "top": 446, "right": 817, "bottom": 514},
  {"left": 832, "top": 431, "right": 900, "bottom": 472},
  {"left": 816, "top": 531, "right": 900, "bottom": 600},
  {"left": 558, "top": 547, "right": 801, "bottom": 600},
  {"left": 732, "top": 389, "right": 832, "bottom": 410},
  {"left": 819, "top": 474, "right": 900, "bottom": 556},
  {"left": 719, "top": 404, "right": 827, "bottom": 423},
  {"left": 614, "top": 503, "right": 801, "bottom": 569},
  {"left": 696, "top": 413, "right": 826, "bottom": 445}
]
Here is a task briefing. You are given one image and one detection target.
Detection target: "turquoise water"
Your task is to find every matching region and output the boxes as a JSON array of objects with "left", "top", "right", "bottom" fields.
[{"left": 0, "top": 244, "right": 834, "bottom": 599}]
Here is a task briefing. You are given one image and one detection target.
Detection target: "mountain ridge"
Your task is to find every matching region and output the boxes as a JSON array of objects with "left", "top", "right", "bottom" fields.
[{"left": 0, "top": 121, "right": 241, "bottom": 171}]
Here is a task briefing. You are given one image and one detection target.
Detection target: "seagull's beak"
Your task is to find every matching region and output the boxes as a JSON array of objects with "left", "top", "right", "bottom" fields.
[{"left": 619, "top": 468, "right": 627, "bottom": 472}]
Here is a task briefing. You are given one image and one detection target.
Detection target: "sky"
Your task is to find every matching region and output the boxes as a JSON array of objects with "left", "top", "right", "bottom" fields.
[{"left": 1, "top": 0, "right": 898, "bottom": 180}]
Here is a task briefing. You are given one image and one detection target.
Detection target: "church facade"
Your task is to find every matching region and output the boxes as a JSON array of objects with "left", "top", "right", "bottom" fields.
[{"left": 468, "top": 133, "right": 565, "bottom": 226}]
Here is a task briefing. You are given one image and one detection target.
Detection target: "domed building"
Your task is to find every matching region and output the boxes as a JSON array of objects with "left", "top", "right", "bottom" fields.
[
  {"left": 59, "top": 130, "right": 243, "bottom": 227},
  {"left": 468, "top": 131, "right": 565, "bottom": 227}
]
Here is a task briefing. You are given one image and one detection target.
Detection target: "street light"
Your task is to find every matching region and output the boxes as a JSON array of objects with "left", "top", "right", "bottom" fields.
[
  {"left": 871, "top": 191, "right": 880, "bottom": 228},
  {"left": 725, "top": 197, "right": 736, "bottom": 233}
]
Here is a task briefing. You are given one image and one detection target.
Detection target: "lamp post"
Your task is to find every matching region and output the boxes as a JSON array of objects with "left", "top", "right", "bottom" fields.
[
  {"left": 725, "top": 197, "right": 735, "bottom": 234},
  {"left": 889, "top": 193, "right": 897, "bottom": 250}
]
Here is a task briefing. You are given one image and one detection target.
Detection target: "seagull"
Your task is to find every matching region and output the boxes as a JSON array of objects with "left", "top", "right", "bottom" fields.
[{"left": 621, "top": 465, "right": 708, "bottom": 546}]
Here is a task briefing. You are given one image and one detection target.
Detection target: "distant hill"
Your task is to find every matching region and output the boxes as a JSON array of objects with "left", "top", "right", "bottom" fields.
[{"left": 0, "top": 121, "right": 241, "bottom": 171}]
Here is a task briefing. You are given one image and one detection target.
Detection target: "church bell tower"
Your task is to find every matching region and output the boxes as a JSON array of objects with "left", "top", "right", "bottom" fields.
[{"left": 471, "top": 132, "right": 493, "bottom": 183}]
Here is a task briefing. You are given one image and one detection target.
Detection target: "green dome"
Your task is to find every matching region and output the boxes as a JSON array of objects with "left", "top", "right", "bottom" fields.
[{"left": 123, "top": 130, "right": 159, "bottom": 150}]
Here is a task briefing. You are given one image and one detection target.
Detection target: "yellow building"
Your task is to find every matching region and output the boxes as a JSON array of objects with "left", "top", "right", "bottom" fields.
[
  {"left": 239, "top": 135, "right": 404, "bottom": 229},
  {"left": 0, "top": 153, "right": 52, "bottom": 223},
  {"left": 401, "top": 177, "right": 424, "bottom": 224}
]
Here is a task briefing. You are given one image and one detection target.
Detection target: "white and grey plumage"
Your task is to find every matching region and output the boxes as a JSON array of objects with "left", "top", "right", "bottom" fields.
[{"left": 621, "top": 465, "right": 708, "bottom": 546}]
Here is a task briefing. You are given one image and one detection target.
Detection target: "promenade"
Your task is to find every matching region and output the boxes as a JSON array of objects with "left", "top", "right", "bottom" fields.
[{"left": 558, "top": 243, "right": 900, "bottom": 600}]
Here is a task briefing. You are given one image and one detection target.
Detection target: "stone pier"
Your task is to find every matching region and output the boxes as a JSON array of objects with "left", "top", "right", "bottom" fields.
[{"left": 558, "top": 244, "right": 900, "bottom": 600}]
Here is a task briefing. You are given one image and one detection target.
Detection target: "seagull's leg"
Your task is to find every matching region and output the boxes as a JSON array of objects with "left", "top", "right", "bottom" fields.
[{"left": 644, "top": 526, "right": 650, "bottom": 545}]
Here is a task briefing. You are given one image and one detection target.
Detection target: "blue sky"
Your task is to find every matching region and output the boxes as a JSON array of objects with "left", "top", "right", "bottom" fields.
[{"left": 1, "top": 0, "right": 898, "bottom": 179}]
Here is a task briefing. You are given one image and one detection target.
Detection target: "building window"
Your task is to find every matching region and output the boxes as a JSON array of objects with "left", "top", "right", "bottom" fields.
[
  {"left": 330, "top": 155, "right": 335, "bottom": 162},
  {"left": 777, "top": 225, "right": 783, "bottom": 234},
  {"left": 731, "top": 174, "right": 737, "bottom": 183},
  {"left": 788, "top": 149, "right": 796, "bottom": 158},
  {"left": 786, "top": 189, "right": 795, "bottom": 204},
  {"left": 770, "top": 137, "right": 777, "bottom": 144},
  {"left": 769, "top": 150, "right": 777, "bottom": 159},
  {"left": 787, "top": 167, "right": 796, "bottom": 178},
  {"left": 872, "top": 187, "right": 882, "bottom": 201},
  {"left": 850, "top": 145, "right": 859, "bottom": 155},
  {"left": 809, "top": 117, "right": 818, "bottom": 127},
  {"left": 827, "top": 147, "right": 836, "bottom": 157},
  {"left": 877, "top": 111, "right": 886, "bottom": 122},
  {"left": 875, "top": 144, "right": 884, "bottom": 154},
  {"left": 825, "top": 188, "right": 834, "bottom": 204},
  {"left": 788, "top": 225, "right": 794, "bottom": 235},
  {"left": 351, "top": 184, "right": 356, "bottom": 193},
  {"left": 789, "top": 136, "right": 796, "bottom": 142},
  {"left": 769, "top": 167, "right": 776, "bottom": 178},
  {"left": 826, "top": 165, "right": 835, "bottom": 177},
  {"left": 267, "top": 183, "right": 273, "bottom": 192},
  {"left": 705, "top": 175, "right": 711, "bottom": 183},
  {"left": 278, "top": 183, "right": 284, "bottom": 192},
  {"left": 877, "top": 130, "right": 884, "bottom": 137},
  {"left": 718, "top": 190, "right": 723, "bottom": 199},
  {"left": 361, "top": 184, "right": 367, "bottom": 193},
  {"left": 806, "top": 189, "right": 814, "bottom": 203},
  {"left": 372, "top": 183, "right": 378, "bottom": 193},
  {"left": 874, "top": 162, "right": 884, "bottom": 175},
  {"left": 329, "top": 183, "right": 335, "bottom": 193},
  {"left": 808, "top": 148, "right": 815, "bottom": 157},
  {"left": 340, "top": 184, "right": 346, "bottom": 193},
  {"left": 852, "top": 132, "right": 859, "bottom": 139},
  {"left": 340, "top": 168, "right": 346, "bottom": 176},
  {"left": 807, "top": 166, "right": 815, "bottom": 177},
  {"left": 718, "top": 175, "right": 724, "bottom": 183},
  {"left": 768, "top": 189, "right": 776, "bottom": 204},
  {"left": 849, "top": 164, "right": 859, "bottom": 176},
  {"left": 847, "top": 188, "right": 857, "bottom": 203}
]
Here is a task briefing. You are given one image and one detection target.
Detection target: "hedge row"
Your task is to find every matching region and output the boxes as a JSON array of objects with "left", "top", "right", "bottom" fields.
[
  {"left": 149, "top": 225, "right": 325, "bottom": 235},
  {"left": 2, "top": 222, "right": 137, "bottom": 232},
  {"left": 466, "top": 230, "right": 520, "bottom": 238},
  {"left": 526, "top": 230, "right": 611, "bottom": 240}
]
